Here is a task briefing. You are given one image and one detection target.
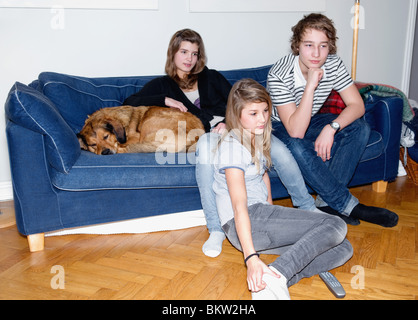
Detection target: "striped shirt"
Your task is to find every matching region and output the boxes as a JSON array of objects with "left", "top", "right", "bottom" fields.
[{"left": 267, "top": 54, "right": 353, "bottom": 122}]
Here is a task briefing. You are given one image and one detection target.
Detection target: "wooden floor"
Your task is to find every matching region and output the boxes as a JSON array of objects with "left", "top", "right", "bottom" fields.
[{"left": 0, "top": 176, "right": 417, "bottom": 301}]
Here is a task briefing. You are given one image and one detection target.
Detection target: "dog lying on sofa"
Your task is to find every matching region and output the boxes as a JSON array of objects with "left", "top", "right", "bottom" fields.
[{"left": 77, "top": 105, "right": 205, "bottom": 155}]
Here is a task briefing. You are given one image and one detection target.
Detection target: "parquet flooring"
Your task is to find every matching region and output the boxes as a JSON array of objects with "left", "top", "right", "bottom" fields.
[{"left": 0, "top": 176, "right": 417, "bottom": 300}]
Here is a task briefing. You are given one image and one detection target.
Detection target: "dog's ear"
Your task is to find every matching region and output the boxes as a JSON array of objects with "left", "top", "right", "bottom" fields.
[
  {"left": 105, "top": 120, "right": 126, "bottom": 144},
  {"left": 77, "top": 133, "right": 88, "bottom": 150}
]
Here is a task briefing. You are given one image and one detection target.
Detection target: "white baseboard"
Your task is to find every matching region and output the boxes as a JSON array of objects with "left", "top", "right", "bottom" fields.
[
  {"left": 0, "top": 181, "right": 13, "bottom": 201},
  {"left": 46, "top": 210, "right": 206, "bottom": 236}
]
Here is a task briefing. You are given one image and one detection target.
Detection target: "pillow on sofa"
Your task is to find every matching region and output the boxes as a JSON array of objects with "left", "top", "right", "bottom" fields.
[
  {"left": 38, "top": 72, "right": 156, "bottom": 133},
  {"left": 5, "top": 82, "right": 80, "bottom": 174}
]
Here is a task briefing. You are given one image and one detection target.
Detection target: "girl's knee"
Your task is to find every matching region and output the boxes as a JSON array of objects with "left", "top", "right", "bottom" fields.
[
  {"left": 196, "top": 133, "right": 219, "bottom": 164},
  {"left": 196, "top": 133, "right": 212, "bottom": 151},
  {"left": 342, "top": 239, "right": 354, "bottom": 260},
  {"left": 324, "top": 215, "right": 348, "bottom": 245}
]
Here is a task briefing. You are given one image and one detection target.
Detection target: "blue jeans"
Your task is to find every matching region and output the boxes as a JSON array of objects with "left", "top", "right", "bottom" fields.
[
  {"left": 195, "top": 132, "right": 223, "bottom": 233},
  {"left": 272, "top": 114, "right": 371, "bottom": 216},
  {"left": 195, "top": 132, "right": 316, "bottom": 233},
  {"left": 222, "top": 203, "right": 353, "bottom": 286},
  {"left": 270, "top": 135, "right": 316, "bottom": 211}
]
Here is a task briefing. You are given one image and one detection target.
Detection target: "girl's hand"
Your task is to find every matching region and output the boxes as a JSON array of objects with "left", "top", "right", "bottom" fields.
[
  {"left": 211, "top": 122, "right": 227, "bottom": 134},
  {"left": 315, "top": 124, "right": 336, "bottom": 162},
  {"left": 246, "top": 256, "right": 280, "bottom": 292},
  {"left": 165, "top": 97, "right": 188, "bottom": 112}
]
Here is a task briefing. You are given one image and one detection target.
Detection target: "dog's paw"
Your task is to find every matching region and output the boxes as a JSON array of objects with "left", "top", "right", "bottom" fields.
[{"left": 116, "top": 145, "right": 128, "bottom": 153}]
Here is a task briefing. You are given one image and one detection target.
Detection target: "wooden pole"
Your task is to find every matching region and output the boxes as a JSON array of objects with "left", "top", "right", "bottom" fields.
[{"left": 351, "top": 0, "right": 360, "bottom": 80}]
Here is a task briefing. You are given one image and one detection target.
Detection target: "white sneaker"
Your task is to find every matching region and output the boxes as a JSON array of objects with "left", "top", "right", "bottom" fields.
[
  {"left": 251, "top": 266, "right": 291, "bottom": 300},
  {"left": 251, "top": 286, "right": 278, "bottom": 300}
]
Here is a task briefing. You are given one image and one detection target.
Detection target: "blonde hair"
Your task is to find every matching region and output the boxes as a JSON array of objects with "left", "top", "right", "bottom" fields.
[
  {"left": 224, "top": 78, "right": 272, "bottom": 170},
  {"left": 290, "top": 13, "right": 338, "bottom": 55},
  {"left": 165, "top": 29, "right": 207, "bottom": 90}
]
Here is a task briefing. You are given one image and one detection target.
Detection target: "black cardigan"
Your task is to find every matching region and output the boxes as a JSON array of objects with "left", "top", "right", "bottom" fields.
[{"left": 123, "top": 67, "right": 232, "bottom": 132}]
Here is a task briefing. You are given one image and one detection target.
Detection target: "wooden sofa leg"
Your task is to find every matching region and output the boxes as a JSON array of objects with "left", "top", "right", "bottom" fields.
[
  {"left": 372, "top": 180, "right": 388, "bottom": 193},
  {"left": 27, "top": 233, "right": 45, "bottom": 252}
]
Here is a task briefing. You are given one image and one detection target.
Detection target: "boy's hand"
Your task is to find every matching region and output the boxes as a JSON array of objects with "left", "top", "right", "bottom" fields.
[
  {"left": 306, "top": 68, "right": 324, "bottom": 91},
  {"left": 315, "top": 124, "right": 336, "bottom": 162}
]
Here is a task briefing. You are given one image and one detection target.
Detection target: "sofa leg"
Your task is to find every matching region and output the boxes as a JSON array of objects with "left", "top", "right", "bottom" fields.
[
  {"left": 27, "top": 233, "right": 45, "bottom": 252},
  {"left": 372, "top": 180, "right": 388, "bottom": 193}
]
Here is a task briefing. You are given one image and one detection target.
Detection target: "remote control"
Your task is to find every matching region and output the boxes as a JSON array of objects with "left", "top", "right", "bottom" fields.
[{"left": 319, "top": 272, "right": 346, "bottom": 299}]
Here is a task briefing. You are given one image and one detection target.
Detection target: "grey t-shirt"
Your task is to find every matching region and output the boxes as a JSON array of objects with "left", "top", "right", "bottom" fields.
[{"left": 213, "top": 133, "right": 269, "bottom": 226}]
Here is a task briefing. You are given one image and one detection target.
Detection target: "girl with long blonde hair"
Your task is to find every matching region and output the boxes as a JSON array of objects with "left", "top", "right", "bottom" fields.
[{"left": 213, "top": 79, "right": 353, "bottom": 300}]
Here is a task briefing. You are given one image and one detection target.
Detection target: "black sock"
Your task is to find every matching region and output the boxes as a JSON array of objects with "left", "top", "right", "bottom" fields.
[
  {"left": 350, "top": 203, "right": 399, "bottom": 228},
  {"left": 318, "top": 206, "right": 360, "bottom": 226}
]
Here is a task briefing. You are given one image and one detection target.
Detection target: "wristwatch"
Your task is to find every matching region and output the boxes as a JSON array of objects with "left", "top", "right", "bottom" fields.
[{"left": 330, "top": 121, "right": 340, "bottom": 131}]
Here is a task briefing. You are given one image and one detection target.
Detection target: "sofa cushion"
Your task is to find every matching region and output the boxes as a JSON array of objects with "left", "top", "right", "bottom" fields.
[
  {"left": 5, "top": 82, "right": 80, "bottom": 173},
  {"left": 50, "top": 150, "right": 199, "bottom": 190},
  {"left": 359, "top": 130, "right": 384, "bottom": 162},
  {"left": 49, "top": 130, "right": 383, "bottom": 192},
  {"left": 38, "top": 72, "right": 158, "bottom": 133}
]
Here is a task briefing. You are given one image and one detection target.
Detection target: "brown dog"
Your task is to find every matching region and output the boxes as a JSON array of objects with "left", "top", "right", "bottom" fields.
[{"left": 77, "top": 105, "right": 205, "bottom": 155}]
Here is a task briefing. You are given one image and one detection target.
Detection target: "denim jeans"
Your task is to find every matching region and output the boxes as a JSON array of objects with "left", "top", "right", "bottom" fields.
[
  {"left": 222, "top": 203, "right": 353, "bottom": 286},
  {"left": 272, "top": 114, "right": 370, "bottom": 216},
  {"left": 195, "top": 132, "right": 223, "bottom": 233},
  {"left": 195, "top": 132, "right": 318, "bottom": 233},
  {"left": 270, "top": 135, "right": 316, "bottom": 211}
]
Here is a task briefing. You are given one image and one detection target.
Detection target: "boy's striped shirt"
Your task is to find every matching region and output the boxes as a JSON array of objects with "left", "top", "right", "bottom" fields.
[{"left": 267, "top": 54, "right": 353, "bottom": 122}]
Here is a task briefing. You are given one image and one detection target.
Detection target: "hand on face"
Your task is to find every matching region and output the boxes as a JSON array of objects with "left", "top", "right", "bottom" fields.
[
  {"left": 298, "top": 28, "right": 329, "bottom": 90},
  {"left": 306, "top": 68, "right": 324, "bottom": 90}
]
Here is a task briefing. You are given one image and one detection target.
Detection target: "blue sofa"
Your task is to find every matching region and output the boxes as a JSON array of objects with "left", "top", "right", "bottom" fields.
[{"left": 5, "top": 66, "right": 403, "bottom": 252}]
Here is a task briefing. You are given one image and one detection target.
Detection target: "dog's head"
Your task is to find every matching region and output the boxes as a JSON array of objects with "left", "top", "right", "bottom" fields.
[{"left": 77, "top": 116, "right": 127, "bottom": 155}]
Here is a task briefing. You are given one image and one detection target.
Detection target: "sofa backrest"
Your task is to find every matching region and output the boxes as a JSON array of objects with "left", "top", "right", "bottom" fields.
[
  {"left": 36, "top": 65, "right": 272, "bottom": 133},
  {"left": 220, "top": 65, "right": 271, "bottom": 87},
  {"left": 37, "top": 72, "right": 158, "bottom": 133}
]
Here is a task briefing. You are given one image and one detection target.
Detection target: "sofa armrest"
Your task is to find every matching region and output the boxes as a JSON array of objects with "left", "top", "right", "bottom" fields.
[
  {"left": 364, "top": 94, "right": 403, "bottom": 180},
  {"left": 364, "top": 94, "right": 403, "bottom": 150},
  {"left": 6, "top": 122, "right": 65, "bottom": 235},
  {"left": 5, "top": 82, "right": 80, "bottom": 173}
]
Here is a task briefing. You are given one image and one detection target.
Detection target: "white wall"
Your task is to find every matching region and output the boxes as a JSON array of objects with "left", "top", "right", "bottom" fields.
[
  {"left": 409, "top": 7, "right": 418, "bottom": 101},
  {"left": 0, "top": 0, "right": 416, "bottom": 200}
]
